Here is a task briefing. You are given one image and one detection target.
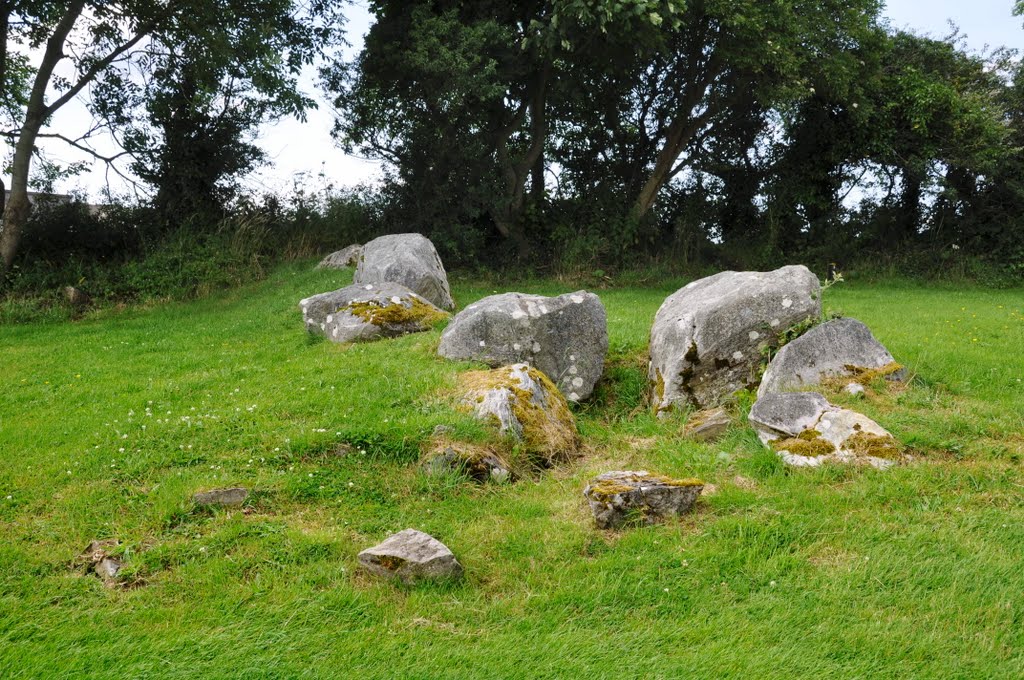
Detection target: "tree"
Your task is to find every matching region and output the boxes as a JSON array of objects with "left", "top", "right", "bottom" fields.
[
  {"left": 1, "top": 1, "right": 344, "bottom": 273},
  {"left": 328, "top": 0, "right": 676, "bottom": 259}
]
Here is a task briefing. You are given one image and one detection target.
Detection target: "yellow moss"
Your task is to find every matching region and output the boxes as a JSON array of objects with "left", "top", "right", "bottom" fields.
[
  {"left": 652, "top": 368, "right": 666, "bottom": 412},
  {"left": 771, "top": 430, "right": 836, "bottom": 457},
  {"left": 844, "top": 431, "right": 903, "bottom": 460},
  {"left": 347, "top": 297, "right": 448, "bottom": 328},
  {"left": 456, "top": 366, "right": 579, "bottom": 463},
  {"left": 843, "top": 362, "right": 904, "bottom": 385},
  {"left": 587, "top": 473, "right": 705, "bottom": 502}
]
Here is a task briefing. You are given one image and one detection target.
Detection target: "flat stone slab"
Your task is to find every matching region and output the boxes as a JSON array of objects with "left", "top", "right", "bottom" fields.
[
  {"left": 749, "top": 392, "right": 903, "bottom": 469},
  {"left": 192, "top": 487, "right": 249, "bottom": 507},
  {"left": 358, "top": 529, "right": 463, "bottom": 583},
  {"left": 438, "top": 291, "right": 608, "bottom": 401},
  {"left": 583, "top": 471, "right": 704, "bottom": 529},
  {"left": 316, "top": 244, "right": 363, "bottom": 269},
  {"left": 354, "top": 233, "right": 454, "bottom": 310},
  {"left": 758, "top": 317, "right": 905, "bottom": 397},
  {"left": 650, "top": 265, "right": 821, "bottom": 412}
]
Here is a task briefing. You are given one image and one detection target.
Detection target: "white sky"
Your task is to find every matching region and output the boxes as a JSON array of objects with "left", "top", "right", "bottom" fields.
[{"left": 3, "top": 0, "right": 1022, "bottom": 201}]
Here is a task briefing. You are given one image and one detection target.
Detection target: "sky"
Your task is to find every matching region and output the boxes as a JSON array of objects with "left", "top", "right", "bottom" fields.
[{"left": 3, "top": 0, "right": 1023, "bottom": 201}]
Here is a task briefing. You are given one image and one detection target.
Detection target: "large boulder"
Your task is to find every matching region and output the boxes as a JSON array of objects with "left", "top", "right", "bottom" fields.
[
  {"left": 437, "top": 291, "right": 608, "bottom": 401},
  {"left": 583, "top": 471, "right": 704, "bottom": 529},
  {"left": 358, "top": 529, "right": 463, "bottom": 583},
  {"left": 353, "top": 234, "right": 454, "bottom": 310},
  {"left": 649, "top": 265, "right": 821, "bottom": 412},
  {"left": 316, "top": 244, "right": 362, "bottom": 269},
  {"left": 748, "top": 391, "right": 904, "bottom": 469},
  {"left": 758, "top": 317, "right": 904, "bottom": 397},
  {"left": 299, "top": 282, "right": 448, "bottom": 343},
  {"left": 457, "top": 363, "right": 578, "bottom": 465}
]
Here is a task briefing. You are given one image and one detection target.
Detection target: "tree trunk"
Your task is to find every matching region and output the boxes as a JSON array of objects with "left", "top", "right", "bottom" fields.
[{"left": 0, "top": 2, "right": 86, "bottom": 274}]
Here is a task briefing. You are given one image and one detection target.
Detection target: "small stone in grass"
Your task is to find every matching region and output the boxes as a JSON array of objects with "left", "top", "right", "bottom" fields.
[
  {"left": 358, "top": 529, "right": 463, "bottom": 583},
  {"left": 584, "top": 471, "right": 704, "bottom": 530},
  {"left": 192, "top": 487, "right": 249, "bottom": 507}
]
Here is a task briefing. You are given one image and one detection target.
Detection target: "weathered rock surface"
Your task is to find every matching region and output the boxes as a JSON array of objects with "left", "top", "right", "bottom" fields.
[
  {"left": 583, "top": 471, "right": 704, "bottom": 529},
  {"left": 354, "top": 233, "right": 455, "bottom": 310},
  {"left": 649, "top": 265, "right": 821, "bottom": 413},
  {"left": 458, "top": 363, "right": 578, "bottom": 465},
  {"left": 422, "top": 444, "right": 513, "bottom": 483},
  {"left": 438, "top": 291, "right": 608, "bottom": 401},
  {"left": 299, "top": 282, "right": 448, "bottom": 343},
  {"left": 683, "top": 406, "right": 732, "bottom": 442},
  {"left": 749, "top": 391, "right": 903, "bottom": 469},
  {"left": 193, "top": 487, "right": 249, "bottom": 507},
  {"left": 758, "top": 317, "right": 904, "bottom": 397},
  {"left": 316, "top": 244, "right": 363, "bottom": 269},
  {"left": 358, "top": 529, "right": 463, "bottom": 583}
]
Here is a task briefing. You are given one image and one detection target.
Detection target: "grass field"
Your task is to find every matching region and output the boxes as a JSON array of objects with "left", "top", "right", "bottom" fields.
[{"left": 2, "top": 263, "right": 1023, "bottom": 678}]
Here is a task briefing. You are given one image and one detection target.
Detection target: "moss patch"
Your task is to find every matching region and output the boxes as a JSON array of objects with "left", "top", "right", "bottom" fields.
[
  {"left": 347, "top": 296, "right": 448, "bottom": 329},
  {"left": 844, "top": 431, "right": 904, "bottom": 460},
  {"left": 457, "top": 365, "right": 579, "bottom": 464},
  {"left": 771, "top": 429, "right": 836, "bottom": 457},
  {"left": 843, "top": 362, "right": 904, "bottom": 385}
]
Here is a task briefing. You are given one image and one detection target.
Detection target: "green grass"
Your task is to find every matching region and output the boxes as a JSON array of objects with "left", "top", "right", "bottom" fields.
[{"left": 1, "top": 263, "right": 1023, "bottom": 678}]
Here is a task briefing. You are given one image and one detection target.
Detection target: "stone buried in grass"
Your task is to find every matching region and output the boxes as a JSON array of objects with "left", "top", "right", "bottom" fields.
[
  {"left": 422, "top": 444, "right": 513, "bottom": 483},
  {"left": 683, "top": 406, "right": 732, "bottom": 442},
  {"left": 192, "top": 487, "right": 249, "bottom": 507},
  {"left": 437, "top": 290, "right": 608, "bottom": 401},
  {"left": 748, "top": 392, "right": 904, "bottom": 469},
  {"left": 584, "top": 471, "right": 704, "bottom": 529},
  {"left": 457, "top": 363, "right": 579, "bottom": 466},
  {"left": 354, "top": 233, "right": 455, "bottom": 310},
  {"left": 649, "top": 265, "right": 821, "bottom": 413},
  {"left": 358, "top": 529, "right": 463, "bottom": 583},
  {"left": 299, "top": 282, "right": 448, "bottom": 343},
  {"left": 79, "top": 540, "right": 122, "bottom": 586}
]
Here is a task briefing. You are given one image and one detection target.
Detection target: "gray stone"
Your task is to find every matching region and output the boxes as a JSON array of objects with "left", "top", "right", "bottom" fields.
[
  {"left": 358, "top": 529, "right": 463, "bottom": 583},
  {"left": 458, "top": 363, "right": 578, "bottom": 465},
  {"left": 844, "top": 382, "right": 866, "bottom": 398},
  {"left": 422, "top": 445, "right": 513, "bottom": 483},
  {"left": 316, "top": 244, "right": 363, "bottom": 269},
  {"left": 354, "top": 233, "right": 454, "bottom": 310},
  {"left": 438, "top": 291, "right": 608, "bottom": 401},
  {"left": 748, "top": 391, "right": 903, "bottom": 469},
  {"left": 64, "top": 286, "right": 92, "bottom": 307},
  {"left": 583, "top": 471, "right": 704, "bottom": 529},
  {"left": 683, "top": 406, "right": 732, "bottom": 442},
  {"left": 298, "top": 282, "right": 447, "bottom": 343},
  {"left": 649, "top": 265, "right": 821, "bottom": 412},
  {"left": 192, "top": 487, "right": 249, "bottom": 507},
  {"left": 758, "top": 317, "right": 904, "bottom": 397}
]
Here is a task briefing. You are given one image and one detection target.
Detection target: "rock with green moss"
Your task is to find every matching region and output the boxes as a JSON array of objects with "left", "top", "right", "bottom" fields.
[
  {"left": 457, "top": 363, "right": 579, "bottom": 466},
  {"left": 354, "top": 233, "right": 455, "bottom": 310},
  {"left": 316, "top": 244, "right": 362, "bottom": 269},
  {"left": 583, "top": 471, "right": 704, "bottom": 529},
  {"left": 649, "top": 265, "right": 821, "bottom": 414},
  {"left": 358, "top": 529, "right": 463, "bottom": 584},
  {"left": 437, "top": 291, "right": 608, "bottom": 401},
  {"left": 749, "top": 392, "right": 904, "bottom": 469},
  {"left": 299, "top": 282, "right": 448, "bottom": 343},
  {"left": 758, "top": 317, "right": 905, "bottom": 397}
]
